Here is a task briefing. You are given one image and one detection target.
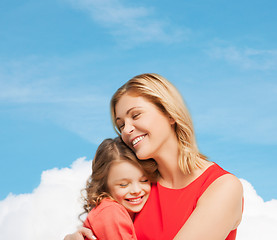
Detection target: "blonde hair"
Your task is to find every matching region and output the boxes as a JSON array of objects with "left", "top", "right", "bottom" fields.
[
  {"left": 110, "top": 73, "right": 208, "bottom": 174},
  {"left": 82, "top": 137, "right": 157, "bottom": 214}
]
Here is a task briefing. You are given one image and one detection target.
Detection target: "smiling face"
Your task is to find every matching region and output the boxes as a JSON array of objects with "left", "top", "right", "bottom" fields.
[
  {"left": 115, "top": 93, "right": 176, "bottom": 160},
  {"left": 111, "top": 73, "right": 205, "bottom": 174},
  {"left": 107, "top": 160, "right": 151, "bottom": 218}
]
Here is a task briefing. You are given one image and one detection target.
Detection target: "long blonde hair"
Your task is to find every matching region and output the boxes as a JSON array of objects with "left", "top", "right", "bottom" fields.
[{"left": 110, "top": 73, "right": 208, "bottom": 174}]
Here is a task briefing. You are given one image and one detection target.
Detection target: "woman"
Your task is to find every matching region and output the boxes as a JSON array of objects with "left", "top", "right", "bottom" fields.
[{"left": 65, "top": 73, "right": 243, "bottom": 240}]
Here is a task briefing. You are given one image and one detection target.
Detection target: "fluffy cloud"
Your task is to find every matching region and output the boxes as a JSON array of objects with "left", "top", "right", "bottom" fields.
[
  {"left": 237, "top": 179, "right": 277, "bottom": 239},
  {"left": 0, "top": 158, "right": 91, "bottom": 240},
  {"left": 0, "top": 158, "right": 276, "bottom": 240}
]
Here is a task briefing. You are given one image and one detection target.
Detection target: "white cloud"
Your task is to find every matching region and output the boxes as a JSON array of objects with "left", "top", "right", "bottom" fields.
[
  {"left": 207, "top": 46, "right": 277, "bottom": 70},
  {"left": 237, "top": 179, "right": 277, "bottom": 239},
  {"left": 65, "top": 0, "right": 187, "bottom": 46},
  {"left": 0, "top": 158, "right": 276, "bottom": 240},
  {"left": 0, "top": 158, "right": 91, "bottom": 240}
]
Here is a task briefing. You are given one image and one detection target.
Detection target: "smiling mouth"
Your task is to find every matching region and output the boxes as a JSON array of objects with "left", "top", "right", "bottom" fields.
[
  {"left": 132, "top": 135, "right": 146, "bottom": 146},
  {"left": 126, "top": 196, "right": 144, "bottom": 204}
]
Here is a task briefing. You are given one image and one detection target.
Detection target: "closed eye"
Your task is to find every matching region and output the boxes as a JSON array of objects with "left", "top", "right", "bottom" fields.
[
  {"left": 140, "top": 179, "right": 149, "bottom": 183},
  {"left": 119, "top": 183, "right": 129, "bottom": 187},
  {"left": 118, "top": 123, "right": 125, "bottom": 130},
  {"left": 132, "top": 113, "right": 141, "bottom": 119}
]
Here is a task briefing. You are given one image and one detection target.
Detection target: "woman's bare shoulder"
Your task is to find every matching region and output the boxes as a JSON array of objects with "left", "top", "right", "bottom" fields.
[
  {"left": 203, "top": 172, "right": 243, "bottom": 199},
  {"left": 174, "top": 171, "right": 243, "bottom": 239}
]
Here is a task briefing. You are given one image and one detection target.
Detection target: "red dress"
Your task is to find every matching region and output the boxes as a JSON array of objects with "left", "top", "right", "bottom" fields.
[
  {"left": 83, "top": 198, "right": 137, "bottom": 240},
  {"left": 134, "top": 163, "right": 238, "bottom": 240}
]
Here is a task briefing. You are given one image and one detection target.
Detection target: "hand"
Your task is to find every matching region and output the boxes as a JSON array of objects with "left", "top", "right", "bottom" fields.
[{"left": 64, "top": 227, "right": 96, "bottom": 240}]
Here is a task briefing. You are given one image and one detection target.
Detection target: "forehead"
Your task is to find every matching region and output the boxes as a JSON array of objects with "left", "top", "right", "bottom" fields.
[
  {"left": 108, "top": 161, "right": 143, "bottom": 180},
  {"left": 115, "top": 94, "right": 152, "bottom": 117}
]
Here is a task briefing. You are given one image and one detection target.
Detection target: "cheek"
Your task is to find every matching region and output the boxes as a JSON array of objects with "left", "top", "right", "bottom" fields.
[
  {"left": 112, "top": 188, "right": 127, "bottom": 201},
  {"left": 146, "top": 185, "right": 151, "bottom": 194},
  {"left": 121, "top": 134, "right": 129, "bottom": 145},
  {"left": 142, "top": 184, "right": 151, "bottom": 195}
]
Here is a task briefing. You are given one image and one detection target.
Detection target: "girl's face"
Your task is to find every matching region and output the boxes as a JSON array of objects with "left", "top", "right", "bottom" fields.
[
  {"left": 107, "top": 161, "right": 151, "bottom": 218},
  {"left": 115, "top": 94, "right": 176, "bottom": 160}
]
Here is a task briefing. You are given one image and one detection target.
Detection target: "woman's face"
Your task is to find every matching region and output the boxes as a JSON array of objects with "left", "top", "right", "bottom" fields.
[
  {"left": 107, "top": 160, "right": 151, "bottom": 217},
  {"left": 115, "top": 93, "right": 176, "bottom": 160}
]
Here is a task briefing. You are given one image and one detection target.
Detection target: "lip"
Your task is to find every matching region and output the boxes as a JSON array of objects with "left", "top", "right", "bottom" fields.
[
  {"left": 131, "top": 134, "right": 147, "bottom": 147},
  {"left": 125, "top": 196, "right": 145, "bottom": 205}
]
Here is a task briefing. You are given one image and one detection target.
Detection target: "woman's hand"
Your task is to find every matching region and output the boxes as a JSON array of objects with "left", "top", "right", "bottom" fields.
[{"left": 64, "top": 227, "right": 96, "bottom": 240}]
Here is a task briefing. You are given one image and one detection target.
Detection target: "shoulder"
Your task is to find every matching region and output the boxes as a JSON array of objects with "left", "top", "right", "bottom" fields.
[
  {"left": 173, "top": 172, "right": 243, "bottom": 239},
  {"left": 85, "top": 198, "right": 134, "bottom": 230},
  {"left": 201, "top": 162, "right": 242, "bottom": 193},
  {"left": 197, "top": 163, "right": 243, "bottom": 210},
  {"left": 87, "top": 198, "right": 129, "bottom": 221},
  {"left": 199, "top": 172, "right": 243, "bottom": 228},
  {"left": 97, "top": 198, "right": 122, "bottom": 209},
  {"left": 200, "top": 171, "right": 243, "bottom": 201},
  {"left": 209, "top": 172, "right": 243, "bottom": 195},
  {"left": 85, "top": 199, "right": 137, "bottom": 240}
]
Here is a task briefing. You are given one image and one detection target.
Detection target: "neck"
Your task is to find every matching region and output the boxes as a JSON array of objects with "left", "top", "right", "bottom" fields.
[
  {"left": 154, "top": 135, "right": 188, "bottom": 188},
  {"left": 157, "top": 152, "right": 213, "bottom": 189},
  {"left": 153, "top": 131, "right": 212, "bottom": 189}
]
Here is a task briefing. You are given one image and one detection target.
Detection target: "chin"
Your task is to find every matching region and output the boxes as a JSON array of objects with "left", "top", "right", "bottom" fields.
[{"left": 135, "top": 151, "right": 152, "bottom": 160}]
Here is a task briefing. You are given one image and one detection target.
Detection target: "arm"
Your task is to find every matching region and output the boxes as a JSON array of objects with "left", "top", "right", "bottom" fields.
[{"left": 174, "top": 174, "right": 243, "bottom": 240}]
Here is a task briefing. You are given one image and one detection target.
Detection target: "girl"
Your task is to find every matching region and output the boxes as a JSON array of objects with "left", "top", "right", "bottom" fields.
[
  {"left": 66, "top": 73, "right": 243, "bottom": 240},
  {"left": 80, "top": 137, "right": 153, "bottom": 240}
]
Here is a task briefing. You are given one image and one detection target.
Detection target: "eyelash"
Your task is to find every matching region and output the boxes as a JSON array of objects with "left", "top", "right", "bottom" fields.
[
  {"left": 141, "top": 179, "right": 149, "bottom": 183},
  {"left": 132, "top": 113, "right": 140, "bottom": 119},
  {"left": 118, "top": 113, "right": 141, "bottom": 130},
  {"left": 119, "top": 183, "right": 128, "bottom": 187},
  {"left": 119, "top": 179, "right": 148, "bottom": 187}
]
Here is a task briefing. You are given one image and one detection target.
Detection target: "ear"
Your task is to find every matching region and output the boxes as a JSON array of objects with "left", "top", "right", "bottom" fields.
[{"left": 168, "top": 116, "right": 175, "bottom": 125}]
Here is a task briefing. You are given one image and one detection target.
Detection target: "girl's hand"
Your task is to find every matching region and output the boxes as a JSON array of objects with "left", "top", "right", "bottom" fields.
[{"left": 64, "top": 227, "right": 96, "bottom": 240}]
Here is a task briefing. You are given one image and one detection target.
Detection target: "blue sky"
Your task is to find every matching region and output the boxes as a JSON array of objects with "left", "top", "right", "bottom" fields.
[{"left": 0, "top": 0, "right": 276, "bottom": 201}]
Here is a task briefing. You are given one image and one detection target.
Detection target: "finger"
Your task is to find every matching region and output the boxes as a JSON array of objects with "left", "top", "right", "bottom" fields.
[
  {"left": 64, "top": 234, "right": 72, "bottom": 240},
  {"left": 78, "top": 227, "right": 96, "bottom": 240},
  {"left": 64, "top": 232, "right": 83, "bottom": 240}
]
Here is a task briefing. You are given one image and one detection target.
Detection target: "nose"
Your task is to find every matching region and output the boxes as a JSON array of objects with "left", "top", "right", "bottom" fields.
[
  {"left": 130, "top": 182, "right": 142, "bottom": 195},
  {"left": 122, "top": 121, "right": 134, "bottom": 135}
]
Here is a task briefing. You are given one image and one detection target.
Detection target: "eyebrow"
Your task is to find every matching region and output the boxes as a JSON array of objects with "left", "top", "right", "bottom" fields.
[
  {"left": 115, "top": 178, "right": 129, "bottom": 181},
  {"left": 115, "top": 107, "right": 141, "bottom": 122},
  {"left": 114, "top": 175, "right": 146, "bottom": 182},
  {"left": 113, "top": 178, "right": 130, "bottom": 183}
]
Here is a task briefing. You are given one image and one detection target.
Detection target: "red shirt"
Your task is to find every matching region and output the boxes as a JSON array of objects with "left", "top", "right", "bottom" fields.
[
  {"left": 84, "top": 198, "right": 137, "bottom": 240},
  {"left": 134, "top": 163, "right": 238, "bottom": 240}
]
